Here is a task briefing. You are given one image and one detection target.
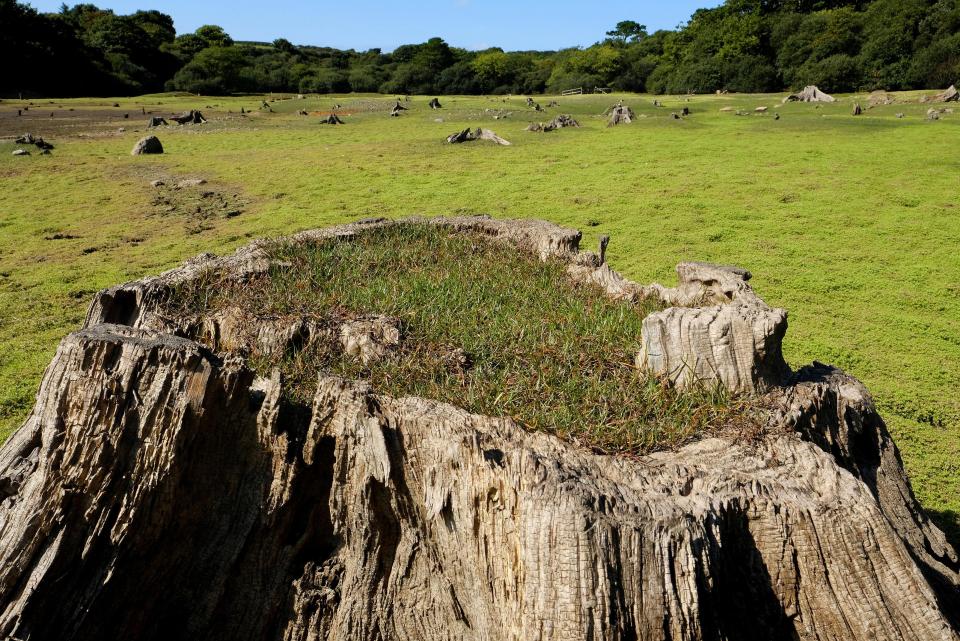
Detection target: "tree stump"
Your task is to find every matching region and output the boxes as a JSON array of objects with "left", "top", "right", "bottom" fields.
[
  {"left": 933, "top": 85, "right": 958, "bottom": 103},
  {"left": 445, "top": 128, "right": 510, "bottom": 145},
  {"left": 170, "top": 110, "right": 206, "bottom": 125},
  {"left": 0, "top": 219, "right": 957, "bottom": 641},
  {"left": 598, "top": 235, "right": 609, "bottom": 265},
  {"left": 607, "top": 104, "right": 634, "bottom": 126},
  {"left": 527, "top": 114, "right": 580, "bottom": 132},
  {"left": 446, "top": 128, "right": 472, "bottom": 143}
]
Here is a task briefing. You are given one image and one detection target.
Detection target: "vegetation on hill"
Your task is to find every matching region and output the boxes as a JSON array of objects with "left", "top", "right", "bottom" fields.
[
  {"left": 2, "top": 0, "right": 958, "bottom": 97},
  {"left": 162, "top": 224, "right": 746, "bottom": 454}
]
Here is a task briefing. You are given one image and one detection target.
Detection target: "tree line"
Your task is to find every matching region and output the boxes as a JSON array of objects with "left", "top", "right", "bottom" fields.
[{"left": 2, "top": 0, "right": 957, "bottom": 97}]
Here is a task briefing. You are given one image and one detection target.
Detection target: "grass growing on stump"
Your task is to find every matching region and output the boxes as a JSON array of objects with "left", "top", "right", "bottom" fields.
[{"left": 165, "top": 224, "right": 750, "bottom": 454}]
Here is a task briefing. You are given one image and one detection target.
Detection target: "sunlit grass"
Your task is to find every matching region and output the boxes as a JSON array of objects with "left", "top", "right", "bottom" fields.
[
  {"left": 0, "top": 90, "right": 957, "bottom": 538},
  {"left": 163, "top": 224, "right": 748, "bottom": 454}
]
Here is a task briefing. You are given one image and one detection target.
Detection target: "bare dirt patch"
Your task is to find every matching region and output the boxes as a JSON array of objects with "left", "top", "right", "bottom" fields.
[
  {"left": 0, "top": 107, "right": 131, "bottom": 138},
  {"left": 146, "top": 177, "right": 248, "bottom": 234},
  {"left": 0, "top": 104, "right": 254, "bottom": 140}
]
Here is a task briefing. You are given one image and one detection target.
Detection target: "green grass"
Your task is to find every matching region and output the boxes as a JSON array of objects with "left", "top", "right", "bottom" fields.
[
  {"left": 0, "top": 90, "right": 958, "bottom": 540},
  {"left": 162, "top": 224, "right": 743, "bottom": 454}
]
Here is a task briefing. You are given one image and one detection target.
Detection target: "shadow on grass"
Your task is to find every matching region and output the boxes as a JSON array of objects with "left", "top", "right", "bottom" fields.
[{"left": 927, "top": 508, "right": 960, "bottom": 552}]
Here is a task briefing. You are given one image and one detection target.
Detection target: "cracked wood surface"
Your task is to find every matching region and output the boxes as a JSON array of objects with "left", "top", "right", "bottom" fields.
[{"left": 0, "top": 217, "right": 956, "bottom": 640}]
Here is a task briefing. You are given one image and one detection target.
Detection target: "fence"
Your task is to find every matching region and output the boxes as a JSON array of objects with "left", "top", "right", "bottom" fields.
[{"left": 561, "top": 87, "right": 611, "bottom": 96}]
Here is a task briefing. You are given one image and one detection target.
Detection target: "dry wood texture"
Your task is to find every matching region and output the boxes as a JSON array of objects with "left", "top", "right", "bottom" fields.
[{"left": 0, "top": 217, "right": 956, "bottom": 640}]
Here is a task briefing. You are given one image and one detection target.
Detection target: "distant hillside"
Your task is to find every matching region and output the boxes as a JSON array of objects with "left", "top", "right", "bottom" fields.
[{"left": 1, "top": 0, "right": 957, "bottom": 96}]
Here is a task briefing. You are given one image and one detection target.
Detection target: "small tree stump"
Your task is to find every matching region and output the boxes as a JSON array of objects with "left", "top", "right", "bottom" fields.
[
  {"left": 445, "top": 128, "right": 510, "bottom": 145},
  {"left": 607, "top": 104, "right": 634, "bottom": 126},
  {"left": 170, "top": 110, "right": 206, "bottom": 125},
  {"left": 446, "top": 128, "right": 472, "bottom": 144}
]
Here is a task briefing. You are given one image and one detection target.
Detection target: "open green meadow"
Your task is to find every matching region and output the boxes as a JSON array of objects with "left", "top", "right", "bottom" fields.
[{"left": 1, "top": 90, "right": 957, "bottom": 539}]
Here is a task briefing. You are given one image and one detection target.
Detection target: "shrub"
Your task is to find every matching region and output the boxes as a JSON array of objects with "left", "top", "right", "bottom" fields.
[
  {"left": 909, "top": 33, "right": 960, "bottom": 89},
  {"left": 169, "top": 45, "right": 249, "bottom": 94},
  {"left": 796, "top": 54, "right": 863, "bottom": 92}
]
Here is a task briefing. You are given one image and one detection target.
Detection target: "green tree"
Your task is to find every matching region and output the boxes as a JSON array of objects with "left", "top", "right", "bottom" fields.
[
  {"left": 472, "top": 50, "right": 511, "bottom": 85},
  {"left": 1, "top": 0, "right": 111, "bottom": 95},
  {"left": 129, "top": 10, "right": 175, "bottom": 50},
  {"left": 437, "top": 60, "right": 485, "bottom": 94},
  {"left": 909, "top": 32, "right": 960, "bottom": 88},
  {"left": 272, "top": 38, "right": 298, "bottom": 55},
  {"left": 796, "top": 53, "right": 863, "bottom": 91},
  {"left": 194, "top": 24, "right": 233, "bottom": 48},
  {"left": 169, "top": 44, "right": 247, "bottom": 94},
  {"left": 606, "top": 20, "right": 648, "bottom": 43}
]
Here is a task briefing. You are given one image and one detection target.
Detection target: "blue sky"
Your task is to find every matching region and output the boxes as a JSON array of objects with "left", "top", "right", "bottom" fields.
[{"left": 26, "top": 0, "right": 722, "bottom": 51}]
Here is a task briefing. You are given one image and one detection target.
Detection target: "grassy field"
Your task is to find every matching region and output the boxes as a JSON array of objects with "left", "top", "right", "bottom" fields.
[{"left": 0, "top": 89, "right": 957, "bottom": 539}]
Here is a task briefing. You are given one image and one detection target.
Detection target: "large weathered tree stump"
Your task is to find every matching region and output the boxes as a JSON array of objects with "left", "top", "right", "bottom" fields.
[{"left": 0, "top": 217, "right": 956, "bottom": 641}]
